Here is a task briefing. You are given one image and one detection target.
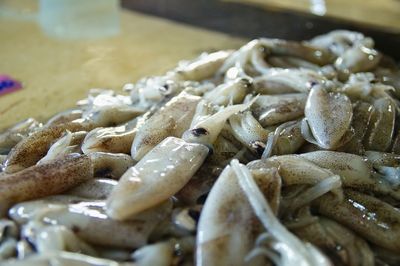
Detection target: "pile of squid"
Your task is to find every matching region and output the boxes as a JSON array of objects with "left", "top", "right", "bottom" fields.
[{"left": 1, "top": 30, "right": 400, "bottom": 266}]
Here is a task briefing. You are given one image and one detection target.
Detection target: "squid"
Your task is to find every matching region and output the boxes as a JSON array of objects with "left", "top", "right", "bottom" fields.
[
  {"left": 131, "top": 91, "right": 201, "bottom": 160},
  {"left": 3, "top": 122, "right": 94, "bottom": 173},
  {"left": 196, "top": 165, "right": 268, "bottom": 266},
  {"left": 302, "top": 86, "right": 353, "bottom": 150},
  {"left": 252, "top": 93, "right": 307, "bottom": 126},
  {"left": 9, "top": 197, "right": 172, "bottom": 249},
  {"left": 107, "top": 137, "right": 208, "bottom": 220},
  {"left": 0, "top": 154, "right": 93, "bottom": 214},
  {"left": 0, "top": 118, "right": 41, "bottom": 155},
  {"left": 81, "top": 124, "right": 136, "bottom": 155},
  {"left": 1, "top": 30, "right": 400, "bottom": 265},
  {"left": 315, "top": 190, "right": 400, "bottom": 252}
]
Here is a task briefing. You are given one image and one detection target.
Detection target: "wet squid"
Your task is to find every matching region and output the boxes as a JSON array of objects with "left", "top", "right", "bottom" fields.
[{"left": 1, "top": 30, "right": 400, "bottom": 266}]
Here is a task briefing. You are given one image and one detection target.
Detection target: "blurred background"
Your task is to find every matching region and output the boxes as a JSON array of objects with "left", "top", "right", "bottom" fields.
[{"left": 0, "top": 0, "right": 399, "bottom": 130}]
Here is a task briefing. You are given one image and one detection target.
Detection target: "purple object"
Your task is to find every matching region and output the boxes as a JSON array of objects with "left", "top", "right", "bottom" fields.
[{"left": 0, "top": 75, "right": 22, "bottom": 96}]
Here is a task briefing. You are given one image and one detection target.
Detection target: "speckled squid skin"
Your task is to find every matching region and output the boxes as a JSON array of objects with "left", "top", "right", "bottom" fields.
[
  {"left": 339, "top": 101, "right": 374, "bottom": 154},
  {"left": 131, "top": 92, "right": 202, "bottom": 161},
  {"left": 0, "top": 251, "right": 136, "bottom": 266},
  {"left": 82, "top": 125, "right": 136, "bottom": 154},
  {"left": 293, "top": 216, "right": 374, "bottom": 266},
  {"left": 37, "top": 131, "right": 87, "bottom": 165},
  {"left": 251, "top": 152, "right": 400, "bottom": 202},
  {"left": 304, "top": 87, "right": 353, "bottom": 149},
  {"left": 310, "top": 30, "right": 382, "bottom": 75},
  {"left": 107, "top": 137, "right": 208, "bottom": 220},
  {"left": 229, "top": 111, "right": 269, "bottom": 154},
  {"left": 0, "top": 118, "right": 40, "bottom": 155},
  {"left": 253, "top": 69, "right": 329, "bottom": 94},
  {"left": 219, "top": 39, "right": 334, "bottom": 77},
  {"left": 363, "top": 97, "right": 396, "bottom": 152},
  {"left": 252, "top": 93, "right": 307, "bottom": 126},
  {"left": 9, "top": 197, "right": 172, "bottom": 249},
  {"left": 45, "top": 109, "right": 83, "bottom": 127},
  {"left": 203, "top": 78, "right": 250, "bottom": 106},
  {"left": 88, "top": 152, "right": 135, "bottom": 180},
  {"left": 300, "top": 151, "right": 400, "bottom": 199},
  {"left": 66, "top": 178, "right": 118, "bottom": 199},
  {"left": 315, "top": 190, "right": 400, "bottom": 252},
  {"left": 3, "top": 122, "right": 94, "bottom": 173},
  {"left": 196, "top": 165, "right": 279, "bottom": 266},
  {"left": 0, "top": 154, "right": 93, "bottom": 214},
  {"left": 40, "top": 201, "right": 171, "bottom": 248},
  {"left": 271, "top": 120, "right": 305, "bottom": 156},
  {"left": 250, "top": 155, "right": 333, "bottom": 186},
  {"left": 176, "top": 50, "right": 232, "bottom": 81},
  {"left": 300, "top": 151, "right": 372, "bottom": 186}
]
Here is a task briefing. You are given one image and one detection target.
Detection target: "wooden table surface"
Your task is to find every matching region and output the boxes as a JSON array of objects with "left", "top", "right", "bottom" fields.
[{"left": 0, "top": 8, "right": 244, "bottom": 131}]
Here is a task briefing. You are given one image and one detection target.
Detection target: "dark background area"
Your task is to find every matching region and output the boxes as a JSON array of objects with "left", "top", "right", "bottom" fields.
[{"left": 122, "top": 0, "right": 400, "bottom": 60}]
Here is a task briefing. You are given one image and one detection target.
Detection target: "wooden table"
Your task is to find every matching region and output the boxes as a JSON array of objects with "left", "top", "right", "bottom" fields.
[{"left": 0, "top": 8, "right": 243, "bottom": 131}]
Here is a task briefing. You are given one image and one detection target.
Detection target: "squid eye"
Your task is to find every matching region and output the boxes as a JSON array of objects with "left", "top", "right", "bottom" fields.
[
  {"left": 191, "top": 127, "right": 209, "bottom": 137},
  {"left": 158, "top": 84, "right": 169, "bottom": 93},
  {"left": 307, "top": 80, "right": 319, "bottom": 88},
  {"left": 250, "top": 141, "right": 266, "bottom": 157}
]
